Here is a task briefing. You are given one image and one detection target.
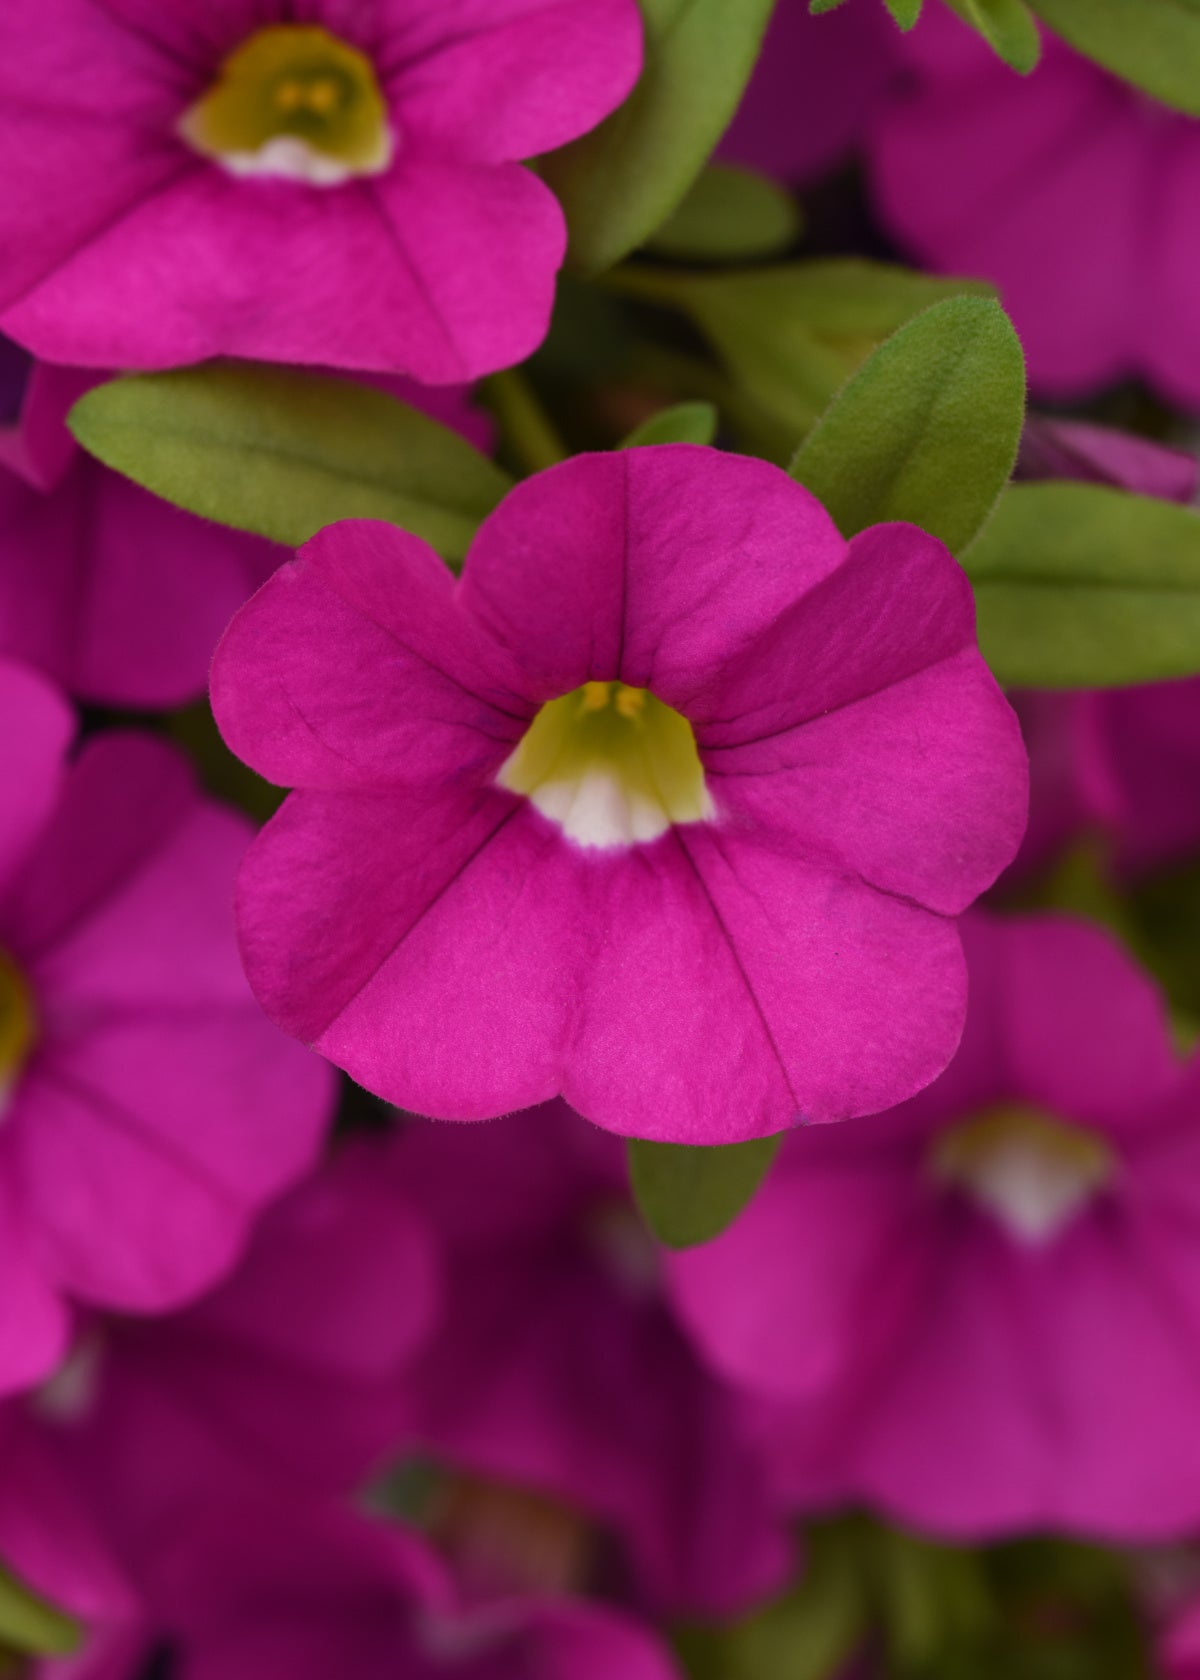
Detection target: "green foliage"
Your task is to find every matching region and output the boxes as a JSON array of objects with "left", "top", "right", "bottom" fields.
[
  {"left": 619, "top": 401, "right": 719, "bottom": 448},
  {"left": 1027, "top": 0, "right": 1200, "bottom": 115},
  {"left": 540, "top": 0, "right": 777, "bottom": 274},
  {"left": 883, "top": 0, "right": 926, "bottom": 24},
  {"left": 790, "top": 296, "right": 1025, "bottom": 554},
  {"left": 941, "top": 0, "right": 1041, "bottom": 70},
  {"left": 627, "top": 1134, "right": 782, "bottom": 1248},
  {"left": 69, "top": 363, "right": 512, "bottom": 562},
  {"left": 692, "top": 1519, "right": 1153, "bottom": 1680},
  {"left": 646, "top": 165, "right": 802, "bottom": 263},
  {"left": 0, "top": 1565, "right": 79, "bottom": 1658},
  {"left": 609, "top": 260, "right": 995, "bottom": 440},
  {"left": 963, "top": 483, "right": 1200, "bottom": 688}
]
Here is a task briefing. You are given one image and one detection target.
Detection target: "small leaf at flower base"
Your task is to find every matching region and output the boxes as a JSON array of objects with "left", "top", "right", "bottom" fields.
[
  {"left": 790, "top": 296, "right": 1026, "bottom": 554},
  {"left": 627, "top": 1134, "right": 782, "bottom": 1248},
  {"left": 619, "top": 401, "right": 719, "bottom": 448},
  {"left": 1027, "top": 0, "right": 1200, "bottom": 115},
  {"left": 883, "top": 0, "right": 925, "bottom": 25},
  {"left": 609, "top": 260, "right": 995, "bottom": 440},
  {"left": 963, "top": 483, "right": 1200, "bottom": 687},
  {"left": 541, "top": 0, "right": 777, "bottom": 275},
  {"left": 645, "top": 165, "right": 802, "bottom": 263},
  {"left": 941, "top": 0, "right": 1041, "bottom": 71},
  {"left": 810, "top": 0, "right": 852, "bottom": 12},
  {"left": 69, "top": 364, "right": 513, "bottom": 561},
  {"left": 0, "top": 1565, "right": 79, "bottom": 1657}
]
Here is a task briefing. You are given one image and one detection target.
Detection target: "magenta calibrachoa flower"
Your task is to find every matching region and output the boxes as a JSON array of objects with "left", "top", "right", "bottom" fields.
[
  {"left": 0, "top": 341, "right": 492, "bottom": 708},
  {"left": 212, "top": 445, "right": 1028, "bottom": 1143},
  {"left": 669, "top": 912, "right": 1200, "bottom": 1538},
  {"left": 719, "top": 0, "right": 898, "bottom": 187},
  {"left": 398, "top": 1102, "right": 791, "bottom": 1616},
  {"left": 41, "top": 1141, "right": 440, "bottom": 1600},
  {"left": 98, "top": 1496, "right": 684, "bottom": 1680},
  {"left": 0, "top": 660, "right": 334, "bottom": 1395},
  {"left": 0, "top": 1401, "right": 137, "bottom": 1672},
  {"left": 0, "top": 344, "right": 280, "bottom": 708},
  {"left": 0, "top": 0, "right": 642, "bottom": 381},
  {"left": 867, "top": 8, "right": 1200, "bottom": 405}
]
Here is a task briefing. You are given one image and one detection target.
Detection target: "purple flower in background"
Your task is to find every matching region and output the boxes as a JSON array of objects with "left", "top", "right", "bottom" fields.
[
  {"left": 0, "top": 0, "right": 643, "bottom": 381},
  {"left": 40, "top": 1139, "right": 440, "bottom": 1594},
  {"left": 0, "top": 341, "right": 492, "bottom": 708},
  {"left": 398, "top": 1102, "right": 792, "bottom": 1617},
  {"left": 212, "top": 445, "right": 1027, "bottom": 1143},
  {"left": 0, "top": 1401, "right": 136, "bottom": 1673},
  {"left": 0, "top": 660, "right": 334, "bottom": 1395},
  {"left": 718, "top": 0, "right": 899, "bottom": 187},
  {"left": 868, "top": 8, "right": 1200, "bottom": 405},
  {"left": 670, "top": 913, "right": 1200, "bottom": 1538},
  {"left": 100, "top": 1497, "right": 683, "bottom": 1680}
]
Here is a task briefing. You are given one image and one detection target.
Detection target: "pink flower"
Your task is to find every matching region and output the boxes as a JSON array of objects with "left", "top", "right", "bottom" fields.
[
  {"left": 211, "top": 446, "right": 1027, "bottom": 1142},
  {"left": 0, "top": 0, "right": 642, "bottom": 381},
  {"left": 718, "top": 0, "right": 898, "bottom": 187},
  {"left": 0, "top": 342, "right": 491, "bottom": 708},
  {"left": 0, "top": 1401, "right": 136, "bottom": 1674},
  {"left": 867, "top": 8, "right": 1200, "bottom": 405},
  {"left": 102, "top": 1496, "right": 683, "bottom": 1680},
  {"left": 40, "top": 1138, "right": 441, "bottom": 1589},
  {"left": 1164, "top": 1595, "right": 1200, "bottom": 1678},
  {"left": 397, "top": 1102, "right": 791, "bottom": 1617},
  {"left": 668, "top": 912, "right": 1200, "bottom": 1538},
  {"left": 0, "top": 345, "right": 279, "bottom": 708},
  {"left": 0, "top": 659, "right": 334, "bottom": 1396}
]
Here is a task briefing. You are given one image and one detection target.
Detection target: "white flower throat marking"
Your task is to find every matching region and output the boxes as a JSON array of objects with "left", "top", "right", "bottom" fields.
[
  {"left": 498, "top": 681, "right": 715, "bottom": 850},
  {"left": 179, "top": 26, "right": 393, "bottom": 186},
  {"left": 932, "top": 1103, "right": 1115, "bottom": 1245}
]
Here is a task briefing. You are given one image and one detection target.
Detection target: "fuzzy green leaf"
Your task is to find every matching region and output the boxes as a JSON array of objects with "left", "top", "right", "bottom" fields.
[
  {"left": 70, "top": 364, "right": 512, "bottom": 562},
  {"left": 1027, "top": 0, "right": 1200, "bottom": 114},
  {"left": 628, "top": 1134, "right": 782, "bottom": 1248},
  {"left": 883, "top": 0, "right": 925, "bottom": 25},
  {"left": 964, "top": 483, "right": 1200, "bottom": 687},
  {"left": 541, "top": 0, "right": 776, "bottom": 274},
  {"left": 610, "top": 259, "right": 995, "bottom": 439},
  {"left": 646, "top": 164, "right": 802, "bottom": 262},
  {"left": 941, "top": 0, "right": 1041, "bottom": 70},
  {"left": 790, "top": 295, "right": 1025, "bottom": 553},
  {"left": 619, "top": 400, "right": 719, "bottom": 448}
]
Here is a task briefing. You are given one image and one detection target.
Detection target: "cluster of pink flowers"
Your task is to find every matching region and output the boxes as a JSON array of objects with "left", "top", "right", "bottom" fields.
[{"left": 1, "top": 0, "right": 1200, "bottom": 1675}]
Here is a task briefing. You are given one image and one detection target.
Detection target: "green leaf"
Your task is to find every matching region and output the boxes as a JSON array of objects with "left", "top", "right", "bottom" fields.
[
  {"left": 789, "top": 295, "right": 1025, "bottom": 554},
  {"left": 883, "top": 0, "right": 925, "bottom": 25},
  {"left": 619, "top": 400, "right": 718, "bottom": 448},
  {"left": 0, "top": 1565, "right": 79, "bottom": 1657},
  {"left": 809, "top": 0, "right": 852, "bottom": 12},
  {"left": 609, "top": 259, "right": 995, "bottom": 439},
  {"left": 628, "top": 1134, "right": 782, "bottom": 1248},
  {"left": 963, "top": 483, "right": 1200, "bottom": 687},
  {"left": 70, "top": 364, "right": 512, "bottom": 562},
  {"left": 1027, "top": 0, "right": 1200, "bottom": 114},
  {"left": 941, "top": 0, "right": 1041, "bottom": 70},
  {"left": 723, "top": 1521, "right": 869, "bottom": 1680},
  {"left": 540, "top": 0, "right": 777, "bottom": 274},
  {"left": 645, "top": 164, "right": 802, "bottom": 263}
]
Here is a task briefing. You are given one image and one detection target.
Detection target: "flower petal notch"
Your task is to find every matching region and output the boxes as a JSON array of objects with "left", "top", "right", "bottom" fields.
[
  {"left": 498, "top": 682, "right": 715, "bottom": 849},
  {"left": 212, "top": 445, "right": 1028, "bottom": 1144},
  {"left": 179, "top": 27, "right": 393, "bottom": 187}
]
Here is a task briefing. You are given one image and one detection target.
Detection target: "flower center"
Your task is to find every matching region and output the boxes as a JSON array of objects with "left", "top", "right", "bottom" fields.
[
  {"left": 931, "top": 1103, "right": 1114, "bottom": 1245},
  {"left": 0, "top": 952, "right": 34, "bottom": 1115},
  {"left": 498, "top": 682, "right": 714, "bottom": 850},
  {"left": 178, "top": 25, "right": 393, "bottom": 186}
]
